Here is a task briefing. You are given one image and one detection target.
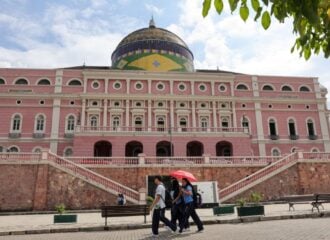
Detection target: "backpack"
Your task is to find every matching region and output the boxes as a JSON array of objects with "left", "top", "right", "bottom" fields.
[
  {"left": 164, "top": 189, "right": 173, "bottom": 209},
  {"left": 191, "top": 186, "right": 203, "bottom": 208}
]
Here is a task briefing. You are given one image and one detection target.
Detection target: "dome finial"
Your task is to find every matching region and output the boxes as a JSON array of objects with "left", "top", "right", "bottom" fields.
[{"left": 149, "top": 15, "right": 156, "bottom": 28}]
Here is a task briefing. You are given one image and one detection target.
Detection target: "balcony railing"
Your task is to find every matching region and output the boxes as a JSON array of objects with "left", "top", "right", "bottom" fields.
[{"left": 75, "top": 126, "right": 249, "bottom": 134}]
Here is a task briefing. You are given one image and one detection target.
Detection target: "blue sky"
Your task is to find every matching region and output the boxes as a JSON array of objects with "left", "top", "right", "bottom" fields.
[{"left": 0, "top": 0, "right": 329, "bottom": 90}]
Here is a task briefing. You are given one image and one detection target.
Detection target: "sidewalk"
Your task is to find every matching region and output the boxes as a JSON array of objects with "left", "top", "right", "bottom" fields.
[{"left": 0, "top": 203, "right": 329, "bottom": 236}]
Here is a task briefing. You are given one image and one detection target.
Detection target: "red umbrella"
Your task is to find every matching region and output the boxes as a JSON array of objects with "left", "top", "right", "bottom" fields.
[{"left": 169, "top": 170, "right": 197, "bottom": 182}]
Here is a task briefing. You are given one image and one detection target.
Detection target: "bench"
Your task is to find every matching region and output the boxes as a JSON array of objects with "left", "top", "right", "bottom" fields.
[
  {"left": 311, "top": 194, "right": 330, "bottom": 212},
  {"left": 101, "top": 205, "right": 149, "bottom": 226},
  {"left": 280, "top": 194, "right": 314, "bottom": 211}
]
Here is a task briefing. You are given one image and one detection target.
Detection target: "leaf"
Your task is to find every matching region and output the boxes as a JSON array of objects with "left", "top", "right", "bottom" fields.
[
  {"left": 251, "top": 0, "right": 260, "bottom": 12},
  {"left": 261, "top": 11, "right": 271, "bottom": 29},
  {"left": 304, "top": 47, "right": 311, "bottom": 60},
  {"left": 214, "top": 0, "right": 224, "bottom": 14},
  {"left": 254, "top": 7, "right": 263, "bottom": 21},
  {"left": 240, "top": 6, "right": 249, "bottom": 21},
  {"left": 202, "top": 0, "right": 212, "bottom": 17},
  {"left": 229, "top": 0, "right": 238, "bottom": 12},
  {"left": 261, "top": 0, "right": 268, "bottom": 6}
]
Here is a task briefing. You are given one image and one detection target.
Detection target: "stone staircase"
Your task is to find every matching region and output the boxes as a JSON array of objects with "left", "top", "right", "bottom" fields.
[
  {"left": 46, "top": 152, "right": 140, "bottom": 204},
  {"left": 219, "top": 152, "right": 299, "bottom": 202}
]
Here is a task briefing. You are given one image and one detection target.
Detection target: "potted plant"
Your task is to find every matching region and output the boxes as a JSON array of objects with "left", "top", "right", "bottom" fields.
[
  {"left": 213, "top": 203, "right": 235, "bottom": 215},
  {"left": 53, "top": 204, "right": 77, "bottom": 223},
  {"left": 236, "top": 192, "right": 265, "bottom": 217}
]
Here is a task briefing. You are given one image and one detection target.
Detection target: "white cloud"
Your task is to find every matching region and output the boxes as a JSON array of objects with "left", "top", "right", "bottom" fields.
[{"left": 145, "top": 3, "right": 163, "bottom": 16}]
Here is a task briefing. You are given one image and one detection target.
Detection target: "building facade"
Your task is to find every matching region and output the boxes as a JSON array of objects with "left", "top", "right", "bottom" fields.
[{"left": 0, "top": 20, "right": 329, "bottom": 158}]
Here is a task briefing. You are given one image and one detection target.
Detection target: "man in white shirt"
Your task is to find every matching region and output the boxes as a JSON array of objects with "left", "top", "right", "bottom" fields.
[{"left": 149, "top": 176, "right": 177, "bottom": 237}]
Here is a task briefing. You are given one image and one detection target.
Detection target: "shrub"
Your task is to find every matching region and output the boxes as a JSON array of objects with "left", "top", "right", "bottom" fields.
[
  {"left": 146, "top": 196, "right": 154, "bottom": 205},
  {"left": 236, "top": 198, "right": 246, "bottom": 207},
  {"left": 55, "top": 204, "right": 66, "bottom": 215},
  {"left": 250, "top": 192, "right": 263, "bottom": 205}
]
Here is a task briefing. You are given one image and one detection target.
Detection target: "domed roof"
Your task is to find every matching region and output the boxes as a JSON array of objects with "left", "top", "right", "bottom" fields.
[{"left": 111, "top": 19, "right": 194, "bottom": 72}]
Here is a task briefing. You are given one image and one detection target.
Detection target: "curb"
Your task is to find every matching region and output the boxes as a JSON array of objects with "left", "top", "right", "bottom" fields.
[{"left": 1, "top": 211, "right": 330, "bottom": 236}]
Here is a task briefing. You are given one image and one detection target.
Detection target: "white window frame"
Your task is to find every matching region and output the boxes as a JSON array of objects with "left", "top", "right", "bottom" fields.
[
  {"left": 65, "top": 114, "right": 76, "bottom": 133},
  {"left": 10, "top": 113, "right": 23, "bottom": 133},
  {"left": 34, "top": 114, "right": 46, "bottom": 133}
]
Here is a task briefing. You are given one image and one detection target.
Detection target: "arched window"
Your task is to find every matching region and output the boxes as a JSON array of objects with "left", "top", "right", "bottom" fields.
[
  {"left": 66, "top": 115, "right": 75, "bottom": 132},
  {"left": 33, "top": 147, "right": 42, "bottom": 153},
  {"left": 68, "top": 79, "right": 82, "bottom": 86},
  {"left": 271, "top": 148, "right": 281, "bottom": 156},
  {"left": 311, "top": 148, "right": 319, "bottom": 153},
  {"left": 112, "top": 116, "right": 120, "bottom": 130},
  {"left": 64, "top": 148, "right": 73, "bottom": 157},
  {"left": 156, "top": 116, "right": 165, "bottom": 132},
  {"left": 0, "top": 78, "right": 5, "bottom": 84},
  {"left": 299, "top": 86, "right": 310, "bottom": 92},
  {"left": 90, "top": 115, "right": 98, "bottom": 129},
  {"left": 221, "top": 117, "right": 229, "bottom": 128},
  {"left": 9, "top": 146, "right": 19, "bottom": 152},
  {"left": 307, "top": 119, "right": 316, "bottom": 139},
  {"left": 37, "top": 79, "right": 51, "bottom": 85},
  {"left": 0, "top": 146, "right": 3, "bottom": 152},
  {"left": 15, "top": 78, "right": 28, "bottom": 85},
  {"left": 236, "top": 84, "right": 248, "bottom": 90},
  {"left": 269, "top": 119, "right": 277, "bottom": 138},
  {"left": 262, "top": 85, "right": 274, "bottom": 91},
  {"left": 12, "top": 114, "right": 22, "bottom": 131},
  {"left": 242, "top": 117, "right": 249, "bottom": 130},
  {"left": 35, "top": 114, "right": 45, "bottom": 132},
  {"left": 281, "top": 85, "right": 293, "bottom": 91},
  {"left": 288, "top": 119, "right": 297, "bottom": 138},
  {"left": 179, "top": 117, "right": 187, "bottom": 132},
  {"left": 200, "top": 117, "right": 208, "bottom": 131},
  {"left": 134, "top": 116, "right": 143, "bottom": 131}
]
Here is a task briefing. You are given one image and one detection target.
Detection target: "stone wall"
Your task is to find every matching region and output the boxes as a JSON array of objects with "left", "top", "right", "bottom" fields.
[{"left": 0, "top": 161, "right": 330, "bottom": 211}]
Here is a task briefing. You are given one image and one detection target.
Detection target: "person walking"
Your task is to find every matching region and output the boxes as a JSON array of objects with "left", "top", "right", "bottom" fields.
[
  {"left": 179, "top": 178, "right": 204, "bottom": 233},
  {"left": 149, "top": 176, "right": 177, "bottom": 237}
]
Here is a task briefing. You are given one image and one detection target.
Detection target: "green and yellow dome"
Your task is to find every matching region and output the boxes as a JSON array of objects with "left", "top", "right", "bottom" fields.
[{"left": 111, "top": 18, "right": 194, "bottom": 72}]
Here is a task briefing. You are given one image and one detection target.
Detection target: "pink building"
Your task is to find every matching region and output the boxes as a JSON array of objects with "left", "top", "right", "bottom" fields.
[{"left": 1, "top": 20, "right": 329, "bottom": 158}]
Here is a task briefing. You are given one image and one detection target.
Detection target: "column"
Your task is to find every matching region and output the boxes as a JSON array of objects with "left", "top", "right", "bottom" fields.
[
  {"left": 126, "top": 79, "right": 130, "bottom": 94},
  {"left": 54, "top": 70, "right": 63, "bottom": 94},
  {"left": 211, "top": 81, "right": 215, "bottom": 96},
  {"left": 192, "top": 100, "right": 196, "bottom": 128},
  {"left": 318, "top": 103, "right": 330, "bottom": 151},
  {"left": 232, "top": 101, "right": 237, "bottom": 128},
  {"left": 105, "top": 78, "right": 109, "bottom": 94},
  {"left": 103, "top": 99, "right": 107, "bottom": 127},
  {"left": 81, "top": 99, "right": 86, "bottom": 127},
  {"left": 83, "top": 77, "right": 87, "bottom": 93},
  {"left": 212, "top": 101, "right": 218, "bottom": 128},
  {"left": 50, "top": 99, "right": 61, "bottom": 154},
  {"left": 170, "top": 100, "right": 174, "bottom": 129},
  {"left": 126, "top": 99, "right": 130, "bottom": 127},
  {"left": 148, "top": 99, "right": 152, "bottom": 131},
  {"left": 170, "top": 80, "right": 174, "bottom": 95},
  {"left": 148, "top": 79, "right": 152, "bottom": 94}
]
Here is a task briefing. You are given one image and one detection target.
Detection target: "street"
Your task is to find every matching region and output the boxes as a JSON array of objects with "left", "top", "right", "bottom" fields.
[{"left": 1, "top": 218, "right": 329, "bottom": 240}]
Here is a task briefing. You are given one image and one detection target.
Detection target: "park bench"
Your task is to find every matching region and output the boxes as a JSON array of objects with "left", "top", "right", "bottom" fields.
[
  {"left": 311, "top": 194, "right": 330, "bottom": 212},
  {"left": 101, "top": 204, "right": 149, "bottom": 226},
  {"left": 280, "top": 194, "right": 315, "bottom": 211}
]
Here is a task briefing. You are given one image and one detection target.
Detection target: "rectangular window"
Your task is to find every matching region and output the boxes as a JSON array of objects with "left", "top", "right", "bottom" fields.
[
  {"left": 289, "top": 122, "right": 296, "bottom": 136},
  {"left": 307, "top": 122, "right": 315, "bottom": 136},
  {"left": 269, "top": 122, "right": 276, "bottom": 135}
]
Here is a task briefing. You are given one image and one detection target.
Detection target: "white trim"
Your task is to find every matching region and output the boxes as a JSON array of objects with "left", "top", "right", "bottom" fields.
[
  {"left": 67, "top": 78, "right": 83, "bottom": 86},
  {"left": 91, "top": 80, "right": 100, "bottom": 89},
  {"left": 271, "top": 147, "right": 281, "bottom": 156},
  {"left": 34, "top": 113, "right": 46, "bottom": 133},
  {"left": 155, "top": 115, "right": 166, "bottom": 129},
  {"left": 14, "top": 77, "right": 30, "bottom": 85},
  {"left": 32, "top": 146, "right": 42, "bottom": 153},
  {"left": 0, "top": 77, "right": 7, "bottom": 84},
  {"left": 306, "top": 117, "right": 317, "bottom": 136},
  {"left": 218, "top": 83, "right": 227, "bottom": 92},
  {"left": 290, "top": 147, "right": 297, "bottom": 153},
  {"left": 178, "top": 82, "right": 187, "bottom": 91},
  {"left": 63, "top": 146, "right": 73, "bottom": 157},
  {"left": 156, "top": 82, "right": 165, "bottom": 91},
  {"left": 10, "top": 113, "right": 23, "bottom": 133},
  {"left": 8, "top": 145, "right": 20, "bottom": 152},
  {"left": 36, "top": 78, "right": 52, "bottom": 85},
  {"left": 134, "top": 81, "right": 144, "bottom": 90},
  {"left": 267, "top": 117, "right": 278, "bottom": 136},
  {"left": 299, "top": 85, "right": 311, "bottom": 92},
  {"left": 287, "top": 117, "right": 298, "bottom": 135},
  {"left": 311, "top": 147, "right": 319, "bottom": 152},
  {"left": 198, "top": 83, "right": 207, "bottom": 92},
  {"left": 65, "top": 114, "right": 76, "bottom": 133},
  {"left": 241, "top": 115, "right": 251, "bottom": 132}
]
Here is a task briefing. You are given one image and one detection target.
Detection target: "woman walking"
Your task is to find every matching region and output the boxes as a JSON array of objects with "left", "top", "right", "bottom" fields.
[{"left": 179, "top": 178, "right": 204, "bottom": 233}]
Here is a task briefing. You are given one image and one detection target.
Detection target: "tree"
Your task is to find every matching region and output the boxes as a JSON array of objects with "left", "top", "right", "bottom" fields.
[{"left": 202, "top": 0, "right": 330, "bottom": 60}]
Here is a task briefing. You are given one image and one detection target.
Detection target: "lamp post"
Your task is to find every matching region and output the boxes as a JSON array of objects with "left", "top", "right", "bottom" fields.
[{"left": 168, "top": 123, "right": 173, "bottom": 157}]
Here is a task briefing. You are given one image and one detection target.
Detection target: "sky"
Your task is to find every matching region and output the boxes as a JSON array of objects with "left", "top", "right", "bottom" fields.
[{"left": 0, "top": 0, "right": 329, "bottom": 90}]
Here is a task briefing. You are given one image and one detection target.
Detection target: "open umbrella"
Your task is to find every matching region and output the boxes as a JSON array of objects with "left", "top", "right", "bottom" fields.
[{"left": 169, "top": 170, "right": 197, "bottom": 182}]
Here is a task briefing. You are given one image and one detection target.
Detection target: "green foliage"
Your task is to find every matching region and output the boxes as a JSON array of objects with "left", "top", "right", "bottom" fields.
[
  {"left": 146, "top": 196, "right": 154, "bottom": 205},
  {"left": 202, "top": 0, "right": 330, "bottom": 59},
  {"left": 55, "top": 203, "right": 66, "bottom": 215},
  {"left": 250, "top": 191, "right": 263, "bottom": 204},
  {"left": 236, "top": 197, "right": 246, "bottom": 207}
]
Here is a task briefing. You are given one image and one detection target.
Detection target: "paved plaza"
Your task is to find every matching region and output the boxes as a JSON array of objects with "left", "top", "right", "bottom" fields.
[{"left": 1, "top": 218, "right": 330, "bottom": 240}]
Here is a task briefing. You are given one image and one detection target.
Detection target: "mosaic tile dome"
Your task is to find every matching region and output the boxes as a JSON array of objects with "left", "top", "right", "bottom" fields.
[{"left": 111, "top": 18, "right": 194, "bottom": 72}]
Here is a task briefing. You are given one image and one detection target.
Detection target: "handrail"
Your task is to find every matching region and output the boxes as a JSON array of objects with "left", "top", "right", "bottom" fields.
[
  {"left": 0, "top": 153, "right": 41, "bottom": 161},
  {"left": 219, "top": 152, "right": 298, "bottom": 198},
  {"left": 47, "top": 152, "right": 139, "bottom": 201}
]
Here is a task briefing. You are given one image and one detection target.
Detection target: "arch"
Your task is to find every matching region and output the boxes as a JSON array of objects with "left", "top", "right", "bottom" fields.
[
  {"left": 0, "top": 78, "right": 6, "bottom": 84},
  {"left": 216, "top": 141, "right": 233, "bottom": 157},
  {"left": 299, "top": 86, "right": 310, "bottom": 92},
  {"left": 68, "top": 79, "right": 82, "bottom": 86},
  {"left": 37, "top": 78, "right": 51, "bottom": 85},
  {"left": 236, "top": 83, "right": 249, "bottom": 90},
  {"left": 179, "top": 117, "right": 188, "bottom": 131},
  {"left": 32, "top": 146, "right": 42, "bottom": 153},
  {"left": 311, "top": 147, "right": 319, "bottom": 153},
  {"left": 281, "top": 85, "right": 293, "bottom": 91},
  {"left": 200, "top": 117, "right": 209, "bottom": 131},
  {"left": 66, "top": 114, "right": 76, "bottom": 132},
  {"left": 125, "top": 141, "right": 143, "bottom": 157},
  {"left": 134, "top": 116, "right": 143, "bottom": 131},
  {"left": 112, "top": 115, "right": 121, "bottom": 130},
  {"left": 11, "top": 113, "right": 22, "bottom": 132},
  {"left": 241, "top": 116, "right": 250, "bottom": 131},
  {"left": 34, "top": 114, "right": 46, "bottom": 132},
  {"left": 268, "top": 117, "right": 277, "bottom": 136},
  {"left": 186, "top": 141, "right": 204, "bottom": 157},
  {"left": 90, "top": 115, "right": 99, "bottom": 128},
  {"left": 262, "top": 84, "right": 274, "bottom": 91},
  {"left": 271, "top": 147, "right": 281, "bottom": 156},
  {"left": 8, "top": 145, "right": 20, "bottom": 152},
  {"left": 288, "top": 118, "right": 297, "bottom": 137},
  {"left": 94, "top": 141, "right": 112, "bottom": 157},
  {"left": 15, "top": 78, "right": 29, "bottom": 85},
  {"left": 156, "top": 141, "right": 173, "bottom": 157},
  {"left": 156, "top": 116, "right": 166, "bottom": 131},
  {"left": 306, "top": 118, "right": 316, "bottom": 137}
]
